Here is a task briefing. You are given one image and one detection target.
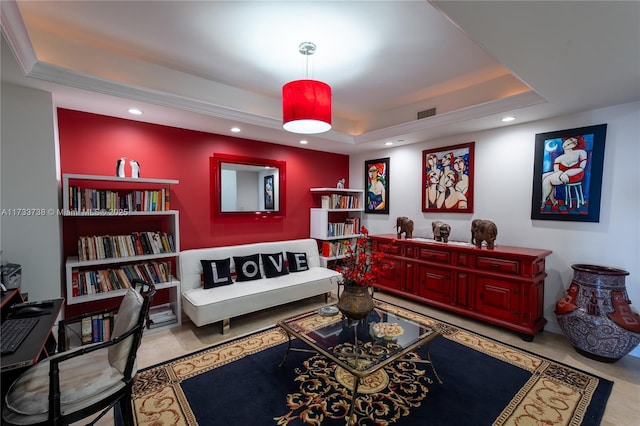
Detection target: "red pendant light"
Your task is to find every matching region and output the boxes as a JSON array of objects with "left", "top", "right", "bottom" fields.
[{"left": 282, "top": 42, "right": 332, "bottom": 134}]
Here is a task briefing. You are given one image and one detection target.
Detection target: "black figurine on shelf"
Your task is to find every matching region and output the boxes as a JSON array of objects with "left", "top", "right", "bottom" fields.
[{"left": 116, "top": 157, "right": 126, "bottom": 178}]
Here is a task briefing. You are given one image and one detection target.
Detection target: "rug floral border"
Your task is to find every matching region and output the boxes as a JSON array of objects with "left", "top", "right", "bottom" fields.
[{"left": 132, "top": 301, "right": 610, "bottom": 426}]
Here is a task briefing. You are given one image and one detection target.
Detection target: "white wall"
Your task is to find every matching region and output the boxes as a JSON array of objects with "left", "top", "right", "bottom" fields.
[
  {"left": 1, "top": 83, "right": 63, "bottom": 301},
  {"left": 350, "top": 101, "right": 640, "bottom": 356}
]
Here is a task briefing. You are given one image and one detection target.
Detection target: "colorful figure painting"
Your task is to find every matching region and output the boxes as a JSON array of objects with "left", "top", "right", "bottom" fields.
[
  {"left": 422, "top": 142, "right": 474, "bottom": 213},
  {"left": 531, "top": 124, "right": 607, "bottom": 222},
  {"left": 365, "top": 158, "right": 389, "bottom": 214}
]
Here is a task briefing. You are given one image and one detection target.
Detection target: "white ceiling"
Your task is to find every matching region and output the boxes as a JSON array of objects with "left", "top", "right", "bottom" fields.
[{"left": 1, "top": 1, "right": 638, "bottom": 155}]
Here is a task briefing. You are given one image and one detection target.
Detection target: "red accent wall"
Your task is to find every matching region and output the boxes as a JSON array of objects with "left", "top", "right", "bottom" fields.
[{"left": 57, "top": 108, "right": 350, "bottom": 251}]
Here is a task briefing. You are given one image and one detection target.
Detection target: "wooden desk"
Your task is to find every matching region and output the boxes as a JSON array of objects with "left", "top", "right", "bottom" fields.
[{"left": 1, "top": 290, "right": 64, "bottom": 372}]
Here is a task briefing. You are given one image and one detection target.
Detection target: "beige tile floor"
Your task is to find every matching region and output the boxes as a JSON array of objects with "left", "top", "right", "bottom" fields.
[{"left": 91, "top": 291, "right": 640, "bottom": 425}]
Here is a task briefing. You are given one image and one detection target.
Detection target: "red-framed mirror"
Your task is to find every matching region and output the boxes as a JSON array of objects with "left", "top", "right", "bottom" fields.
[{"left": 210, "top": 153, "right": 286, "bottom": 218}]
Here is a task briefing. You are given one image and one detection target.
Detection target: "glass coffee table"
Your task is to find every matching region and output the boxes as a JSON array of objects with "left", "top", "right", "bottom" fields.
[{"left": 277, "top": 300, "right": 442, "bottom": 425}]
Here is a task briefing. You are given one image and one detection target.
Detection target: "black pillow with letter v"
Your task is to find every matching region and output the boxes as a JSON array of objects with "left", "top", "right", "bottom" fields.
[
  {"left": 261, "top": 253, "right": 289, "bottom": 278},
  {"left": 201, "top": 258, "right": 234, "bottom": 289},
  {"left": 286, "top": 252, "right": 309, "bottom": 272},
  {"left": 233, "top": 254, "right": 263, "bottom": 282}
]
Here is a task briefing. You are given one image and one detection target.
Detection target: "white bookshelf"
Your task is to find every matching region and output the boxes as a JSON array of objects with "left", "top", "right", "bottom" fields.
[
  {"left": 309, "top": 188, "right": 364, "bottom": 267},
  {"left": 62, "top": 174, "right": 182, "bottom": 332}
]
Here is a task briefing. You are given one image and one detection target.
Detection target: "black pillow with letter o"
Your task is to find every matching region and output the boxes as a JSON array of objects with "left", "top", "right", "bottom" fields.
[
  {"left": 286, "top": 252, "right": 309, "bottom": 272},
  {"left": 201, "top": 258, "right": 233, "bottom": 289},
  {"left": 261, "top": 252, "right": 289, "bottom": 278},
  {"left": 233, "top": 254, "right": 263, "bottom": 282}
]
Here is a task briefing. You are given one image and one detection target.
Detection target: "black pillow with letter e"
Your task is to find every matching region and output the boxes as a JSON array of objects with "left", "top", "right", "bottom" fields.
[
  {"left": 201, "top": 258, "right": 233, "bottom": 288},
  {"left": 261, "top": 252, "right": 289, "bottom": 278},
  {"left": 233, "top": 254, "right": 263, "bottom": 281},
  {"left": 286, "top": 252, "right": 309, "bottom": 272}
]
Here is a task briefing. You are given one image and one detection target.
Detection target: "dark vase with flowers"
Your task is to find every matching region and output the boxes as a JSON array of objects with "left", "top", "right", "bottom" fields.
[
  {"left": 335, "top": 226, "right": 385, "bottom": 321},
  {"left": 337, "top": 283, "right": 375, "bottom": 320}
]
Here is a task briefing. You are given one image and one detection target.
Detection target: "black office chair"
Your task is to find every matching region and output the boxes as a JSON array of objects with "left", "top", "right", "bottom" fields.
[{"left": 2, "top": 280, "right": 155, "bottom": 426}]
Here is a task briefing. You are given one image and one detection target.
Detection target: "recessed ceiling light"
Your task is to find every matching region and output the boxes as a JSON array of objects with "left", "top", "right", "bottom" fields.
[
  {"left": 501, "top": 116, "right": 516, "bottom": 122},
  {"left": 299, "top": 140, "right": 308, "bottom": 145},
  {"left": 230, "top": 127, "right": 241, "bottom": 133},
  {"left": 385, "top": 141, "right": 393, "bottom": 146},
  {"left": 128, "top": 108, "right": 143, "bottom": 115}
]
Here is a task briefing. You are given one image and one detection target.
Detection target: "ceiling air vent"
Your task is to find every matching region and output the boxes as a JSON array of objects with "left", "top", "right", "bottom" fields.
[{"left": 417, "top": 108, "right": 436, "bottom": 120}]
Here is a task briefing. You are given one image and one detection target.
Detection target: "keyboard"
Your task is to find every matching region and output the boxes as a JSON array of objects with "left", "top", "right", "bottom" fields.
[{"left": 1, "top": 317, "right": 39, "bottom": 354}]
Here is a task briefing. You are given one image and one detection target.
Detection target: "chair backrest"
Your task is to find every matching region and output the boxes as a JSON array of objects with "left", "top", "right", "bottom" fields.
[{"left": 107, "top": 281, "right": 155, "bottom": 375}]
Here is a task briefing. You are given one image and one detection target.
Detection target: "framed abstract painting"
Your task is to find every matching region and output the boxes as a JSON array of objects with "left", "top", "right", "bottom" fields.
[
  {"left": 531, "top": 124, "right": 607, "bottom": 222},
  {"left": 422, "top": 142, "right": 474, "bottom": 213},
  {"left": 365, "top": 158, "right": 389, "bottom": 214}
]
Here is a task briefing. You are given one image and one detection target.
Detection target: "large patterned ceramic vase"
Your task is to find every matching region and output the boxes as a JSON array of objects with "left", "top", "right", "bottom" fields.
[{"left": 555, "top": 264, "right": 640, "bottom": 362}]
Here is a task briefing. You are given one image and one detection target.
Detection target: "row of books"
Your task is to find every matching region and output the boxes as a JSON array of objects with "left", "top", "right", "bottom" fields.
[
  {"left": 69, "top": 186, "right": 170, "bottom": 212},
  {"left": 81, "top": 312, "right": 114, "bottom": 344},
  {"left": 71, "top": 260, "right": 173, "bottom": 296},
  {"left": 78, "top": 231, "right": 175, "bottom": 261},
  {"left": 324, "top": 194, "right": 361, "bottom": 210},
  {"left": 327, "top": 217, "right": 361, "bottom": 237},
  {"left": 321, "top": 240, "right": 351, "bottom": 258},
  {"left": 147, "top": 303, "right": 178, "bottom": 329}
]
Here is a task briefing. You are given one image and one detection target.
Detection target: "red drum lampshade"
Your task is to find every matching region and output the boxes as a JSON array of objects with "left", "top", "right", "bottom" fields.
[{"left": 282, "top": 79, "right": 332, "bottom": 134}]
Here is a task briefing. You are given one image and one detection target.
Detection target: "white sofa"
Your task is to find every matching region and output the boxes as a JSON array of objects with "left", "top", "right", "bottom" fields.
[{"left": 179, "top": 238, "right": 340, "bottom": 332}]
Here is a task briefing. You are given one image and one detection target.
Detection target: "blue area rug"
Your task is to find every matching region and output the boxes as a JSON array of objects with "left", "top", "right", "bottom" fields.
[{"left": 132, "top": 301, "right": 612, "bottom": 425}]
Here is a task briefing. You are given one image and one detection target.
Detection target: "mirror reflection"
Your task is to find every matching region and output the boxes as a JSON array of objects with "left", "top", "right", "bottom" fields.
[
  {"left": 211, "top": 153, "right": 286, "bottom": 218},
  {"left": 221, "top": 163, "right": 280, "bottom": 212}
]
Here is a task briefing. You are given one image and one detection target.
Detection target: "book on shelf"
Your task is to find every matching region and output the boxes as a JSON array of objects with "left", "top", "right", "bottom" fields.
[
  {"left": 148, "top": 303, "right": 173, "bottom": 319},
  {"left": 77, "top": 231, "right": 175, "bottom": 261},
  {"left": 322, "top": 241, "right": 330, "bottom": 257},
  {"left": 68, "top": 185, "right": 172, "bottom": 212},
  {"left": 344, "top": 216, "right": 360, "bottom": 235},
  {"left": 148, "top": 317, "right": 178, "bottom": 329},
  {"left": 81, "top": 316, "right": 92, "bottom": 344},
  {"left": 329, "top": 194, "right": 360, "bottom": 209},
  {"left": 148, "top": 303, "right": 177, "bottom": 329},
  {"left": 85, "top": 312, "right": 114, "bottom": 344},
  {"left": 164, "top": 189, "right": 171, "bottom": 211},
  {"left": 71, "top": 260, "right": 173, "bottom": 296},
  {"left": 321, "top": 195, "right": 330, "bottom": 209},
  {"left": 321, "top": 240, "right": 350, "bottom": 258}
]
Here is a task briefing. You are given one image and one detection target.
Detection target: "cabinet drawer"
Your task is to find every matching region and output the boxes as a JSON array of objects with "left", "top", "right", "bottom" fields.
[
  {"left": 376, "top": 258, "right": 403, "bottom": 290},
  {"left": 417, "top": 248, "right": 451, "bottom": 264},
  {"left": 476, "top": 257, "right": 519, "bottom": 275},
  {"left": 475, "top": 276, "right": 521, "bottom": 323},
  {"left": 374, "top": 240, "right": 402, "bottom": 256},
  {"left": 416, "top": 265, "right": 453, "bottom": 304}
]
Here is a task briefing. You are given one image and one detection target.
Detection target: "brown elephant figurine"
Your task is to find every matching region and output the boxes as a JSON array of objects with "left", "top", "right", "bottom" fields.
[
  {"left": 395, "top": 216, "right": 414, "bottom": 239},
  {"left": 471, "top": 219, "right": 498, "bottom": 249},
  {"left": 432, "top": 220, "right": 451, "bottom": 243}
]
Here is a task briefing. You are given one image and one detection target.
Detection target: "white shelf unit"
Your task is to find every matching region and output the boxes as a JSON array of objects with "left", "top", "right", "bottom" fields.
[
  {"left": 62, "top": 174, "right": 181, "bottom": 332},
  {"left": 309, "top": 188, "right": 364, "bottom": 267}
]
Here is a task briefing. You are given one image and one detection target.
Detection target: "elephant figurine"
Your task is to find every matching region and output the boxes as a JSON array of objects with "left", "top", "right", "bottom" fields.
[
  {"left": 395, "top": 216, "right": 414, "bottom": 239},
  {"left": 432, "top": 221, "right": 451, "bottom": 243},
  {"left": 471, "top": 219, "right": 498, "bottom": 249}
]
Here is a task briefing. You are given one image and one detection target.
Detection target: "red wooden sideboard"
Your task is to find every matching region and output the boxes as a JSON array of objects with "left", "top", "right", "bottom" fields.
[{"left": 370, "top": 235, "right": 552, "bottom": 341}]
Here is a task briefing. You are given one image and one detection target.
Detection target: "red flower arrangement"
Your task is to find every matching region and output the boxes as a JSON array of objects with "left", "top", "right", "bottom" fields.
[{"left": 336, "top": 226, "right": 388, "bottom": 287}]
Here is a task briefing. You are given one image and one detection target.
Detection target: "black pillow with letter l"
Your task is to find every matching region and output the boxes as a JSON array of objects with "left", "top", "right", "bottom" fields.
[
  {"left": 261, "top": 252, "right": 289, "bottom": 278},
  {"left": 201, "top": 258, "right": 233, "bottom": 288},
  {"left": 233, "top": 254, "right": 263, "bottom": 281},
  {"left": 286, "top": 252, "right": 309, "bottom": 272}
]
